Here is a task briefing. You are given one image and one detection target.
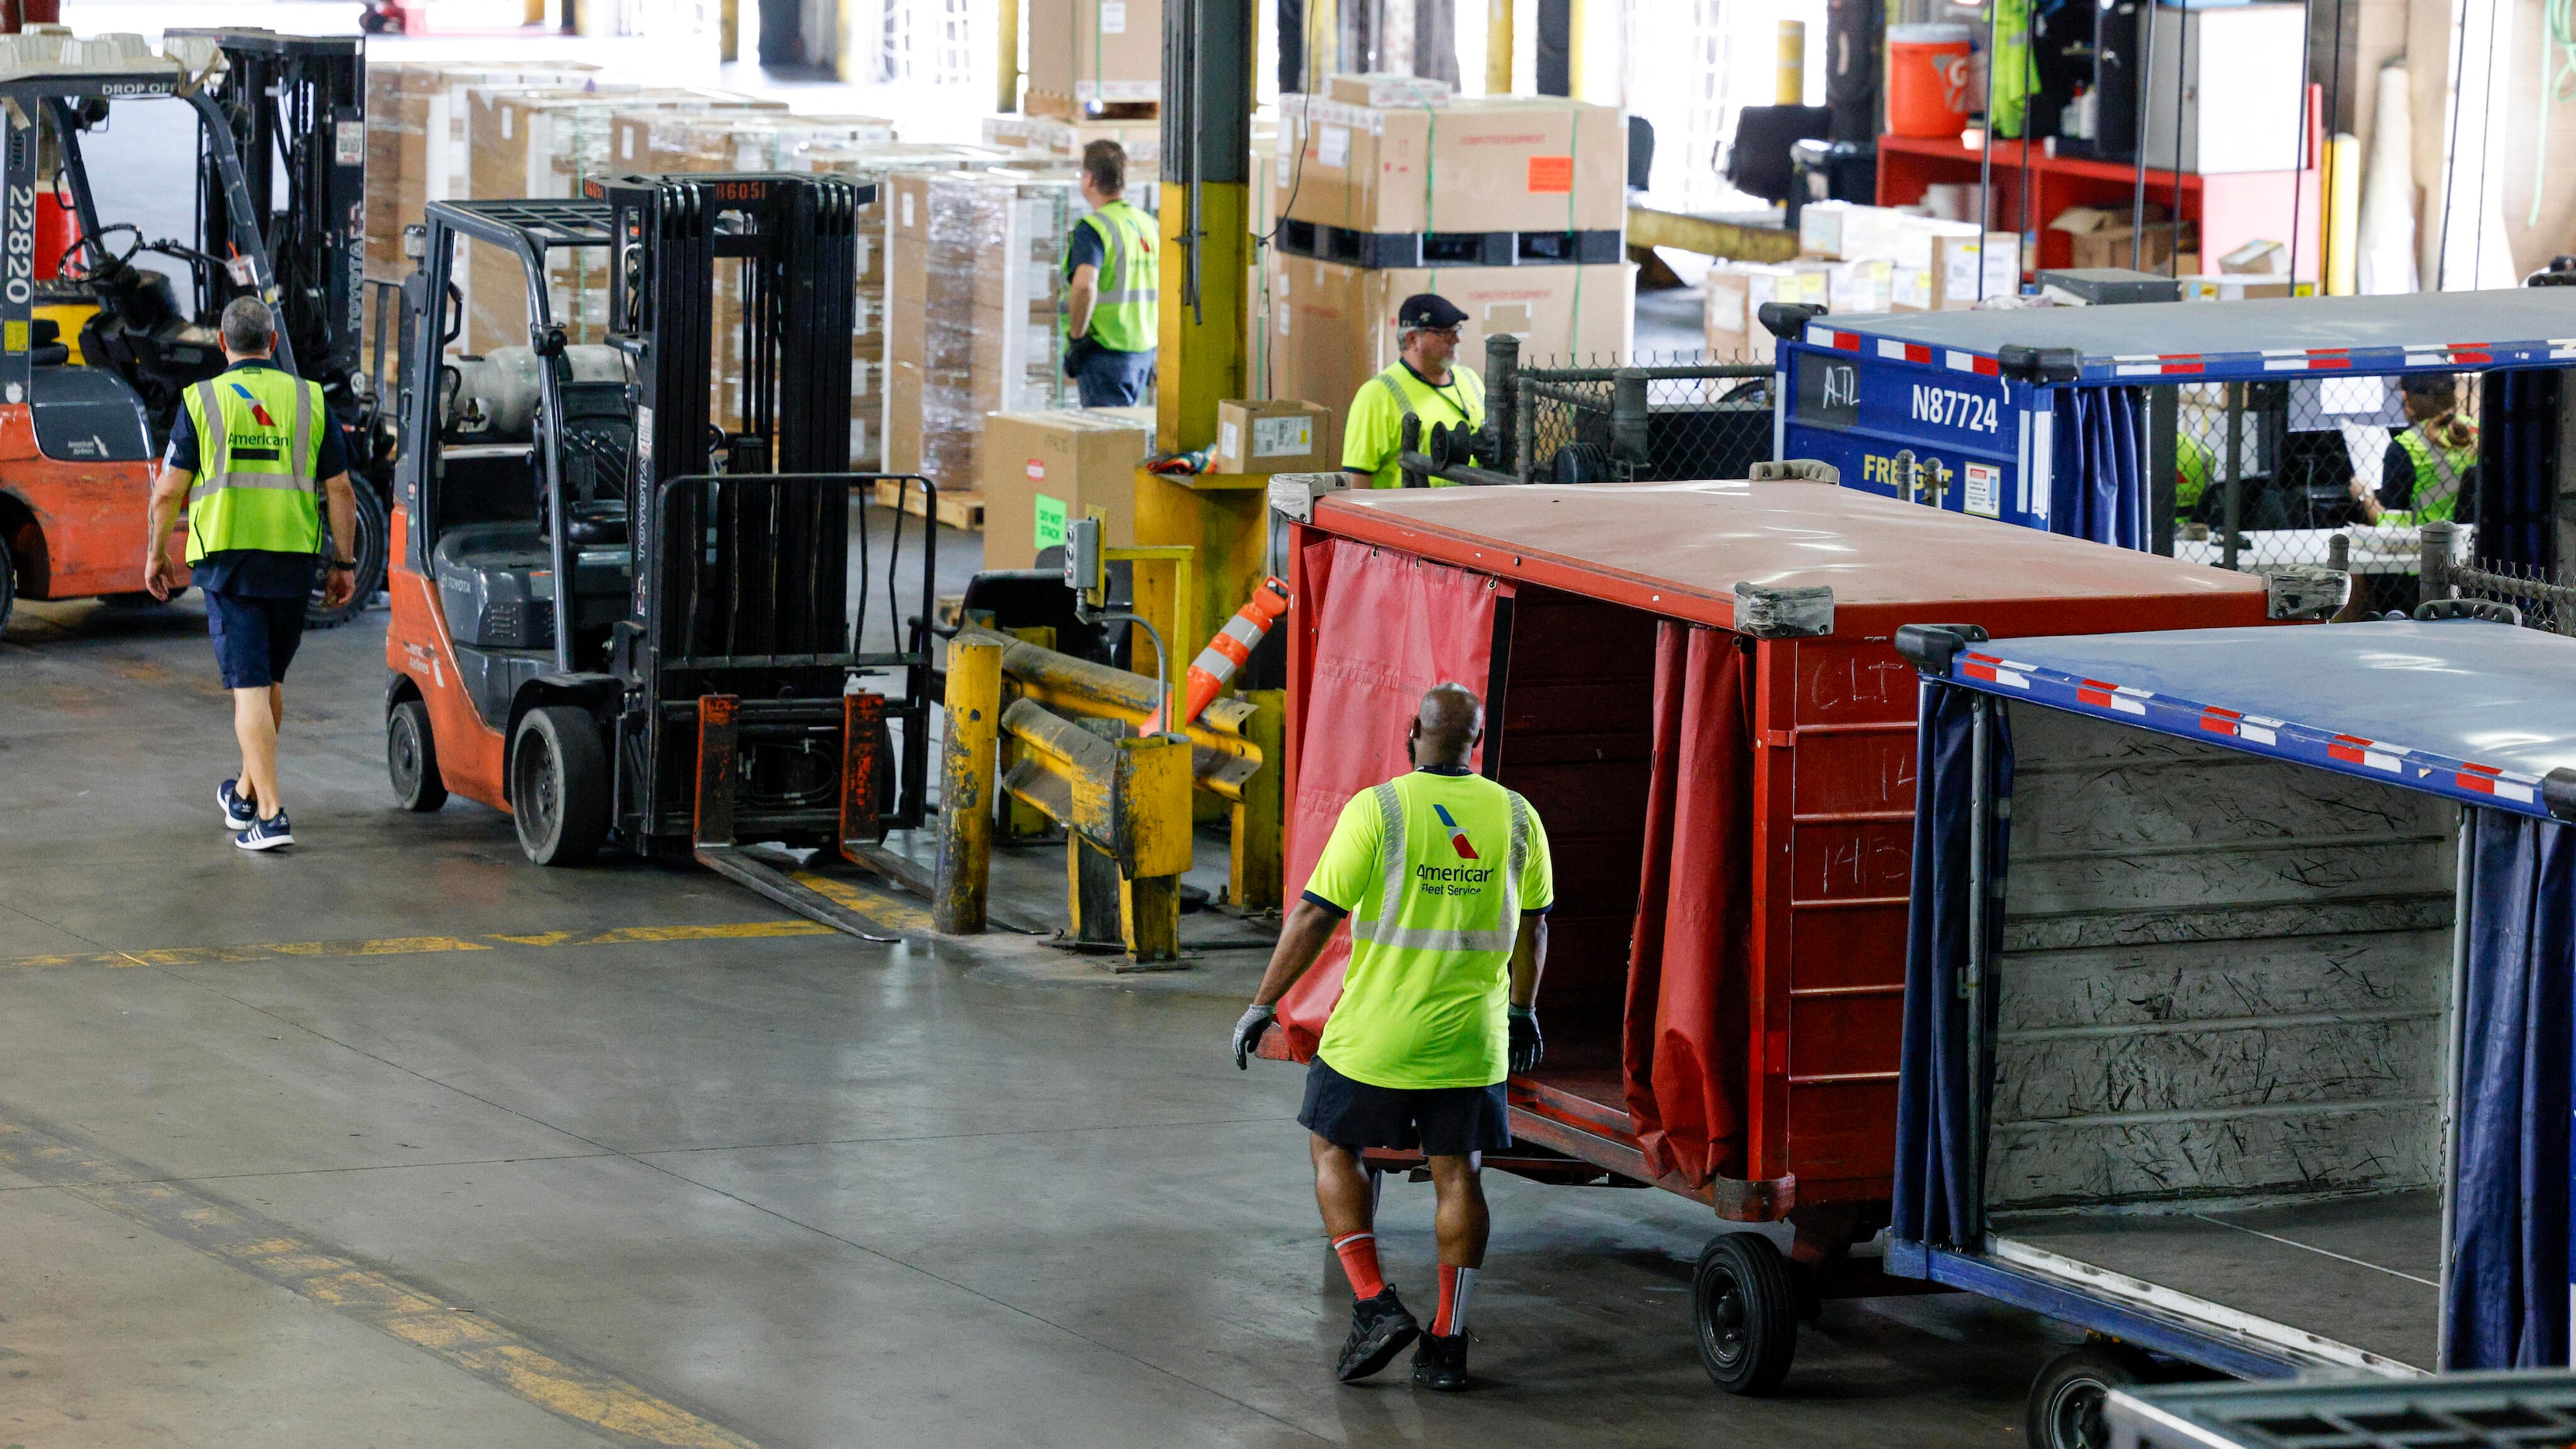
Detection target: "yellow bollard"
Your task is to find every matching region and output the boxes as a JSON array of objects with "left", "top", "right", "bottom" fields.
[
  {"left": 935, "top": 639, "right": 1002, "bottom": 934},
  {"left": 1777, "top": 20, "right": 1805, "bottom": 106}
]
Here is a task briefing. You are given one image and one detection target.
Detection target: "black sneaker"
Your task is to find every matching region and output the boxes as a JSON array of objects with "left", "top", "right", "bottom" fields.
[
  {"left": 218, "top": 778, "right": 256, "bottom": 831},
  {"left": 1334, "top": 1289, "right": 1420, "bottom": 1383},
  {"left": 1411, "top": 1330, "right": 1470, "bottom": 1391},
  {"left": 235, "top": 810, "right": 293, "bottom": 851}
]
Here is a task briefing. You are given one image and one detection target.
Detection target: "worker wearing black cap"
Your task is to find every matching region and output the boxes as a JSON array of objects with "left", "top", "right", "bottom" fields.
[{"left": 1341, "top": 293, "right": 1485, "bottom": 488}]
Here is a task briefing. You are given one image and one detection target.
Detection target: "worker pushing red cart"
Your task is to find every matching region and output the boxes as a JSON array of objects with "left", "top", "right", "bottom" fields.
[{"left": 1251, "top": 474, "right": 2288, "bottom": 1393}]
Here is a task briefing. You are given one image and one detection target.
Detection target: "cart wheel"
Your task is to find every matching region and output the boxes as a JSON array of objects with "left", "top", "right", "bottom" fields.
[
  {"left": 387, "top": 699, "right": 448, "bottom": 813},
  {"left": 511, "top": 705, "right": 608, "bottom": 866},
  {"left": 2026, "top": 1346, "right": 2152, "bottom": 1449},
  {"left": 1692, "top": 1231, "right": 1798, "bottom": 1394}
]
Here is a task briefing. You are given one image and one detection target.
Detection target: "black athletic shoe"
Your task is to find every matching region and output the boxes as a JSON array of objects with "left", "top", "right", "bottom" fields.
[
  {"left": 1411, "top": 1330, "right": 1470, "bottom": 1391},
  {"left": 1334, "top": 1289, "right": 1420, "bottom": 1383}
]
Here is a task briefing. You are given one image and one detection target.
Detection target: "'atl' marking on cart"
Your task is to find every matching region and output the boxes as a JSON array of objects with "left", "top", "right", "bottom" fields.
[
  {"left": 0, "top": 918, "right": 904, "bottom": 972},
  {"left": 0, "top": 1111, "right": 766, "bottom": 1448}
]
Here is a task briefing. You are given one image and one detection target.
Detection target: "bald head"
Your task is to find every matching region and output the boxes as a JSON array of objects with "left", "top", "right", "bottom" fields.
[{"left": 1410, "top": 683, "right": 1484, "bottom": 769}]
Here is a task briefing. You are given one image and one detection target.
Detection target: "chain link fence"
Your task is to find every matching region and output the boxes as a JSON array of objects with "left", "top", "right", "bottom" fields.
[
  {"left": 2422, "top": 520, "right": 2576, "bottom": 634},
  {"left": 1504, "top": 352, "right": 1773, "bottom": 485},
  {"left": 2166, "top": 373, "right": 2484, "bottom": 617}
]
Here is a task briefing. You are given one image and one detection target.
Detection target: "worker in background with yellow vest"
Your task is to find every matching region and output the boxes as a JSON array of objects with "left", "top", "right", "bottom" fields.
[
  {"left": 142, "top": 296, "right": 357, "bottom": 852},
  {"left": 2350, "top": 373, "right": 2480, "bottom": 527},
  {"left": 1231, "top": 682, "right": 1552, "bottom": 1393},
  {"left": 1341, "top": 294, "right": 1487, "bottom": 487},
  {"left": 1062, "top": 140, "right": 1158, "bottom": 407}
]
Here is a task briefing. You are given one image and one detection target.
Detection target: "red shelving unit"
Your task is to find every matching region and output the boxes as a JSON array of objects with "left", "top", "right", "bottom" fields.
[{"left": 1876, "top": 131, "right": 2320, "bottom": 282}]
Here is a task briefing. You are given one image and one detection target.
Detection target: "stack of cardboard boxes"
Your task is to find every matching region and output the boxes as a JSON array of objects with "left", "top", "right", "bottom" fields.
[
  {"left": 883, "top": 169, "right": 1090, "bottom": 506},
  {"left": 1705, "top": 201, "right": 2017, "bottom": 362},
  {"left": 1261, "top": 77, "right": 1632, "bottom": 460},
  {"left": 1025, "top": 0, "right": 1161, "bottom": 117}
]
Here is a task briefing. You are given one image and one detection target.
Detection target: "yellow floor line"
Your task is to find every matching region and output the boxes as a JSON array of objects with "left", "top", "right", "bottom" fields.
[
  {"left": 2, "top": 919, "right": 853, "bottom": 974},
  {"left": 0, "top": 1116, "right": 762, "bottom": 1447},
  {"left": 789, "top": 870, "right": 939, "bottom": 933}
]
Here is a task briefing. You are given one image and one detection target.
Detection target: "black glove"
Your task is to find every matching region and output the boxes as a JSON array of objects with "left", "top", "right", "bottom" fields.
[
  {"left": 1508, "top": 1005, "right": 1543, "bottom": 1075},
  {"left": 1231, "top": 1001, "right": 1278, "bottom": 1070},
  {"left": 1062, "top": 334, "right": 1099, "bottom": 380}
]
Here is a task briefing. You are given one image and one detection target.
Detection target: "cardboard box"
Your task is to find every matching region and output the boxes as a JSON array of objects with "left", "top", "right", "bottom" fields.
[
  {"left": 2050, "top": 204, "right": 2194, "bottom": 273},
  {"left": 981, "top": 113, "right": 1161, "bottom": 166},
  {"left": 1891, "top": 221, "right": 2019, "bottom": 309},
  {"left": 1027, "top": 0, "right": 1162, "bottom": 106},
  {"left": 615, "top": 110, "right": 894, "bottom": 172},
  {"left": 1325, "top": 72, "right": 1453, "bottom": 107},
  {"left": 1703, "top": 261, "right": 1825, "bottom": 364},
  {"left": 979, "top": 407, "right": 1156, "bottom": 568},
  {"left": 1797, "top": 201, "right": 1909, "bottom": 262},
  {"left": 1264, "top": 253, "right": 1635, "bottom": 461},
  {"left": 2179, "top": 273, "right": 2294, "bottom": 301},
  {"left": 1212, "top": 400, "right": 1332, "bottom": 473},
  {"left": 1276, "top": 93, "right": 1624, "bottom": 236}
]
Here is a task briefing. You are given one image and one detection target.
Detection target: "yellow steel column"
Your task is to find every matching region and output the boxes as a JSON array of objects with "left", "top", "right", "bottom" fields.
[
  {"left": 1156, "top": 188, "right": 1251, "bottom": 456},
  {"left": 1486, "top": 0, "right": 1514, "bottom": 93},
  {"left": 1232, "top": 687, "right": 1285, "bottom": 908},
  {"left": 1565, "top": 0, "right": 1585, "bottom": 100},
  {"left": 998, "top": 0, "right": 1022, "bottom": 112},
  {"left": 934, "top": 639, "right": 1002, "bottom": 934},
  {"left": 1777, "top": 20, "right": 1805, "bottom": 104}
]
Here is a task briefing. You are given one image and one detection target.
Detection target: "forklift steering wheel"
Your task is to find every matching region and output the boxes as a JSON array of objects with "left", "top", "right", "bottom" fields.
[{"left": 58, "top": 223, "right": 143, "bottom": 280}]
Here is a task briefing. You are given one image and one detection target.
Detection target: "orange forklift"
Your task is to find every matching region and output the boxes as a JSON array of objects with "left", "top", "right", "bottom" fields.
[
  {"left": 380, "top": 175, "right": 940, "bottom": 934},
  {"left": 0, "top": 30, "right": 387, "bottom": 633}
]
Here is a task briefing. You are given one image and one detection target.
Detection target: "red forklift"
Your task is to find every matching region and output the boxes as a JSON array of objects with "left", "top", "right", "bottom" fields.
[
  {"left": 379, "top": 174, "right": 940, "bottom": 934},
  {"left": 0, "top": 29, "right": 387, "bottom": 633}
]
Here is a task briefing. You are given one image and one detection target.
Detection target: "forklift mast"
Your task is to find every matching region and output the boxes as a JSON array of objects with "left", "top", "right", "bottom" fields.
[{"left": 171, "top": 29, "right": 366, "bottom": 422}]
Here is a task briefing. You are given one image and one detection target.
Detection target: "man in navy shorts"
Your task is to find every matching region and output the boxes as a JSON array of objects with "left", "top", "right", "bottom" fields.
[{"left": 143, "top": 297, "right": 358, "bottom": 850}]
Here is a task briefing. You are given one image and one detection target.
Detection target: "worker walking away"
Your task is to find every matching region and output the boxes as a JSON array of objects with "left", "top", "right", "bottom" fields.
[
  {"left": 1340, "top": 293, "right": 1486, "bottom": 488},
  {"left": 2350, "top": 373, "right": 2480, "bottom": 527},
  {"left": 142, "top": 296, "right": 358, "bottom": 851},
  {"left": 1231, "top": 682, "right": 1551, "bottom": 1392},
  {"left": 1062, "top": 140, "right": 1158, "bottom": 407}
]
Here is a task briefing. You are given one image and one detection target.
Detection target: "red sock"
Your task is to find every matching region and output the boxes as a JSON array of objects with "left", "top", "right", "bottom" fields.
[
  {"left": 1332, "top": 1232, "right": 1385, "bottom": 1299},
  {"left": 1433, "top": 1264, "right": 1478, "bottom": 1336}
]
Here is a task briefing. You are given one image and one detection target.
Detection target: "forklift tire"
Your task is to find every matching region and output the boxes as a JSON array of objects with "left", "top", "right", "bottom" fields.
[
  {"left": 2026, "top": 1345, "right": 2154, "bottom": 1449},
  {"left": 1693, "top": 1231, "right": 1798, "bottom": 1395},
  {"left": 306, "top": 483, "right": 390, "bottom": 631},
  {"left": 387, "top": 700, "right": 448, "bottom": 812},
  {"left": 0, "top": 532, "right": 14, "bottom": 633},
  {"left": 511, "top": 706, "right": 609, "bottom": 866}
]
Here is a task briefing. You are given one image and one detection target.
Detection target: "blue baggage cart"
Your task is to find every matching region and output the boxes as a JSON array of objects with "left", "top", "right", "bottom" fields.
[
  {"left": 1771, "top": 289, "right": 2576, "bottom": 555},
  {"left": 1880, "top": 610, "right": 2576, "bottom": 1449}
]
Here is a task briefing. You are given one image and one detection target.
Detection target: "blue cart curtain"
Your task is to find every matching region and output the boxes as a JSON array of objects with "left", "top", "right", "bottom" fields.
[
  {"left": 2472, "top": 370, "right": 2561, "bottom": 574},
  {"left": 2444, "top": 807, "right": 2576, "bottom": 1370},
  {"left": 1891, "top": 681, "right": 2015, "bottom": 1251},
  {"left": 2048, "top": 386, "right": 2149, "bottom": 549}
]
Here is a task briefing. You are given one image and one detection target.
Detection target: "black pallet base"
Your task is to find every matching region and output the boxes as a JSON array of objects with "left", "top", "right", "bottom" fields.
[{"left": 1277, "top": 218, "right": 1623, "bottom": 269}]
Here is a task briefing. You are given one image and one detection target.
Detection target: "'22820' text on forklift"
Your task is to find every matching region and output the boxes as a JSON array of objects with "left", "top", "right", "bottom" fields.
[
  {"left": 0, "top": 29, "right": 387, "bottom": 633},
  {"left": 380, "top": 173, "right": 944, "bottom": 935}
]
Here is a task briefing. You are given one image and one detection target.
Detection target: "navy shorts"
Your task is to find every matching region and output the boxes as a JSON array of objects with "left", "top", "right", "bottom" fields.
[
  {"left": 1298, "top": 1056, "right": 1511, "bottom": 1157},
  {"left": 204, "top": 589, "right": 306, "bottom": 689}
]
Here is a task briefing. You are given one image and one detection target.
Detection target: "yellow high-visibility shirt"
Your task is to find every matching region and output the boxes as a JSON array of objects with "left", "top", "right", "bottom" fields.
[
  {"left": 1302, "top": 768, "right": 1553, "bottom": 1089},
  {"left": 1340, "top": 361, "right": 1487, "bottom": 488}
]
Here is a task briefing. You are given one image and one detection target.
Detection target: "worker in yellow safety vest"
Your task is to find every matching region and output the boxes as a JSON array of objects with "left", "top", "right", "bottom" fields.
[
  {"left": 1341, "top": 293, "right": 1487, "bottom": 488},
  {"left": 142, "top": 296, "right": 358, "bottom": 852},
  {"left": 1231, "top": 682, "right": 1553, "bottom": 1393},
  {"left": 2350, "top": 373, "right": 2480, "bottom": 527},
  {"left": 1062, "top": 140, "right": 1158, "bottom": 407}
]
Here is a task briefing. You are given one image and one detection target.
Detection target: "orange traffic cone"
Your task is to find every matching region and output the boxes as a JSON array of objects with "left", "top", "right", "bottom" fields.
[{"left": 1145, "top": 576, "right": 1291, "bottom": 734}]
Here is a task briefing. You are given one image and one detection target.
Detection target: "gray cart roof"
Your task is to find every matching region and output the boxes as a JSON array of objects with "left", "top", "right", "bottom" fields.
[{"left": 1799, "top": 288, "right": 2576, "bottom": 384}]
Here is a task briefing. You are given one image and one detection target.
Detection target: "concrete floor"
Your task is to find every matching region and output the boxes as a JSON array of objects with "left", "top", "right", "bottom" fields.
[{"left": 0, "top": 586, "right": 2071, "bottom": 1444}]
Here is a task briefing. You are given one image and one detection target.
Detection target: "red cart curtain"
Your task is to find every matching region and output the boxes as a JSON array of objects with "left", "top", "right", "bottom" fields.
[
  {"left": 1623, "top": 622, "right": 1755, "bottom": 1187},
  {"left": 1274, "top": 538, "right": 1499, "bottom": 1056}
]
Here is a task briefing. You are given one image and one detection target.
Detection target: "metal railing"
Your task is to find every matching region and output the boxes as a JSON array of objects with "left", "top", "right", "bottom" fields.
[
  {"left": 2420, "top": 519, "right": 2576, "bottom": 634},
  {"left": 1395, "top": 334, "right": 1776, "bottom": 488}
]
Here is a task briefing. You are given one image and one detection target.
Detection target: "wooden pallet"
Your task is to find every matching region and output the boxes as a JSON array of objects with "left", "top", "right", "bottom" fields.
[{"left": 872, "top": 480, "right": 984, "bottom": 532}]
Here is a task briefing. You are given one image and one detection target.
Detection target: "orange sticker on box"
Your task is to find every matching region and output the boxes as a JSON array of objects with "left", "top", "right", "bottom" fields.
[{"left": 1526, "top": 155, "right": 1574, "bottom": 193}]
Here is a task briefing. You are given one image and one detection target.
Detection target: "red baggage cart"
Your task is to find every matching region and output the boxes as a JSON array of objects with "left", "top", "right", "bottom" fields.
[{"left": 1256, "top": 478, "right": 2277, "bottom": 1393}]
